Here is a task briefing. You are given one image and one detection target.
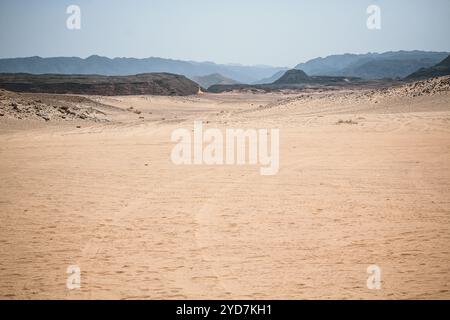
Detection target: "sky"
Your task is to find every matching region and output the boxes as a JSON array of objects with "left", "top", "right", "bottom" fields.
[{"left": 0, "top": 0, "right": 449, "bottom": 67}]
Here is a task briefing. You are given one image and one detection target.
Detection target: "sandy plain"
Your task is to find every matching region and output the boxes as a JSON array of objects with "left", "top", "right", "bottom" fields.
[{"left": 1, "top": 80, "right": 449, "bottom": 299}]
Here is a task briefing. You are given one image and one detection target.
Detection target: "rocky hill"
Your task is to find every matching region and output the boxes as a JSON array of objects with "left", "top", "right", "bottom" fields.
[
  {"left": 273, "top": 69, "right": 309, "bottom": 84},
  {"left": 0, "top": 73, "right": 201, "bottom": 96},
  {"left": 384, "top": 76, "right": 450, "bottom": 97},
  {"left": 405, "top": 55, "right": 450, "bottom": 80},
  {"left": 0, "top": 89, "right": 110, "bottom": 122},
  {"left": 273, "top": 69, "right": 361, "bottom": 85},
  {"left": 207, "top": 69, "right": 364, "bottom": 93}
]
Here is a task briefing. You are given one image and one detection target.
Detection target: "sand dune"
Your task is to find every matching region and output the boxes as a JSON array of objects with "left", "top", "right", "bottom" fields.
[{"left": 0, "top": 78, "right": 449, "bottom": 299}]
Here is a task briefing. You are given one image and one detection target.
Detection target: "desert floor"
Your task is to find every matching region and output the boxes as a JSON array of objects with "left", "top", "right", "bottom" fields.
[{"left": 1, "top": 88, "right": 449, "bottom": 299}]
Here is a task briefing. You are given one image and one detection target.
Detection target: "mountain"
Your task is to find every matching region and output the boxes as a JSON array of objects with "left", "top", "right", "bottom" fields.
[
  {"left": 191, "top": 73, "right": 240, "bottom": 89},
  {"left": 0, "top": 73, "right": 201, "bottom": 96},
  {"left": 405, "top": 54, "right": 450, "bottom": 80},
  {"left": 272, "top": 69, "right": 361, "bottom": 86},
  {"left": 295, "top": 51, "right": 449, "bottom": 79},
  {"left": 273, "top": 69, "right": 309, "bottom": 84},
  {"left": 252, "top": 70, "right": 287, "bottom": 84},
  {"left": 208, "top": 69, "right": 363, "bottom": 93},
  {"left": 295, "top": 53, "right": 364, "bottom": 76},
  {"left": 0, "top": 55, "right": 285, "bottom": 84}
]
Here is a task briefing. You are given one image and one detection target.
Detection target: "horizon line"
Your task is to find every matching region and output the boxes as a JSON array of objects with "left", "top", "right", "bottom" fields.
[{"left": 1, "top": 49, "right": 449, "bottom": 70}]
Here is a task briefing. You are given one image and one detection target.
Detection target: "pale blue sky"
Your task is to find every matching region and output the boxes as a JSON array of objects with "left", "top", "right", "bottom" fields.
[{"left": 0, "top": 0, "right": 449, "bottom": 67}]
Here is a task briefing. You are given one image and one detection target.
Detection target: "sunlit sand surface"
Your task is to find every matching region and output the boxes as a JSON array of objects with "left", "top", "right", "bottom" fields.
[{"left": 1, "top": 80, "right": 450, "bottom": 299}]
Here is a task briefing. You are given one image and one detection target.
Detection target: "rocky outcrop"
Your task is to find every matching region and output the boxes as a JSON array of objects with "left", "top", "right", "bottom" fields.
[
  {"left": 0, "top": 73, "right": 201, "bottom": 96},
  {"left": 0, "top": 89, "right": 108, "bottom": 121}
]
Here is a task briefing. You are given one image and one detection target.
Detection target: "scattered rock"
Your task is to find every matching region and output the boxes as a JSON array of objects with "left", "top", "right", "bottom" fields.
[
  {"left": 38, "top": 113, "right": 50, "bottom": 121},
  {"left": 336, "top": 119, "right": 358, "bottom": 125}
]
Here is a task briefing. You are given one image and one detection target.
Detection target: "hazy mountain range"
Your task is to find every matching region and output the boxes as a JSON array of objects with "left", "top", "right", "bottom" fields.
[
  {"left": 252, "top": 70, "right": 286, "bottom": 84},
  {"left": 295, "top": 51, "right": 449, "bottom": 80},
  {"left": 0, "top": 55, "right": 285, "bottom": 85},
  {"left": 0, "top": 51, "right": 448, "bottom": 87},
  {"left": 4, "top": 56, "right": 448, "bottom": 97}
]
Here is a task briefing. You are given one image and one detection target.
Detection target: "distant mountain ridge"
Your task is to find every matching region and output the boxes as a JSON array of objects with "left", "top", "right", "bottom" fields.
[
  {"left": 2, "top": 51, "right": 448, "bottom": 85},
  {"left": 405, "top": 54, "right": 450, "bottom": 80},
  {"left": 252, "top": 70, "right": 286, "bottom": 84},
  {"left": 273, "top": 69, "right": 361, "bottom": 85},
  {"left": 295, "top": 51, "right": 449, "bottom": 79},
  {"left": 0, "top": 55, "right": 286, "bottom": 84}
]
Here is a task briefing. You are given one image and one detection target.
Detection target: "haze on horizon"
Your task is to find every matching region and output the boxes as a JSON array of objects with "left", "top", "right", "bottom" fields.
[{"left": 0, "top": 0, "right": 449, "bottom": 68}]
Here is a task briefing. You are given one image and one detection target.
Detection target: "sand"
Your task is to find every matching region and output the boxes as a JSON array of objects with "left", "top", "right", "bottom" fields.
[{"left": 1, "top": 81, "right": 450, "bottom": 299}]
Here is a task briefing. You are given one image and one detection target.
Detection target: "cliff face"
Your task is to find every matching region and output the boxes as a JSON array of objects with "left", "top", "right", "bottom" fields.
[{"left": 0, "top": 73, "right": 201, "bottom": 96}]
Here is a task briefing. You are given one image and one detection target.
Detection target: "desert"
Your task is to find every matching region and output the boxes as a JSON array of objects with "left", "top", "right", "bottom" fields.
[{"left": 1, "top": 75, "right": 449, "bottom": 299}]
